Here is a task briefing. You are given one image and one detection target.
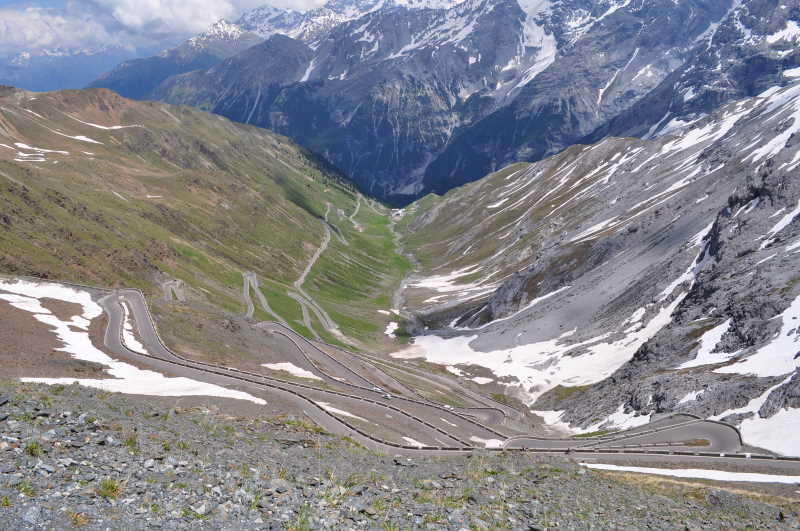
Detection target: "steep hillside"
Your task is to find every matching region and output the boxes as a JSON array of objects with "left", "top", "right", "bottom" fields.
[
  {"left": 0, "top": 86, "right": 407, "bottom": 355},
  {"left": 95, "top": 0, "right": 779, "bottom": 204},
  {"left": 432, "top": 0, "right": 800, "bottom": 191},
  {"left": 88, "top": 0, "right": 463, "bottom": 103},
  {"left": 151, "top": 0, "right": 539, "bottom": 201},
  {"left": 398, "top": 80, "right": 800, "bottom": 455},
  {"left": 590, "top": 0, "right": 800, "bottom": 142}
]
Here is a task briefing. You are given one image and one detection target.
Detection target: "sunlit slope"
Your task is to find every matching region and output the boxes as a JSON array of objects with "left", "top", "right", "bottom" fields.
[
  {"left": 0, "top": 86, "right": 405, "bottom": 347},
  {"left": 399, "top": 82, "right": 800, "bottom": 454}
]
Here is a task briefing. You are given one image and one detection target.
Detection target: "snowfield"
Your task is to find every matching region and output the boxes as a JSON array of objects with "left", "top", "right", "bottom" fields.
[
  {"left": 0, "top": 279, "right": 266, "bottom": 405},
  {"left": 716, "top": 293, "right": 800, "bottom": 377},
  {"left": 581, "top": 463, "right": 800, "bottom": 484},
  {"left": 401, "top": 291, "right": 685, "bottom": 406}
]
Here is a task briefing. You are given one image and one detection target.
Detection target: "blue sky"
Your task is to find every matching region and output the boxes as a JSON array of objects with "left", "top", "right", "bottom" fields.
[{"left": 0, "top": 0, "right": 325, "bottom": 56}]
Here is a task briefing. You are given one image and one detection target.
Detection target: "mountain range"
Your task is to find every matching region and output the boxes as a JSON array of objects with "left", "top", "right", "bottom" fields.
[
  {"left": 1, "top": 0, "right": 799, "bottom": 458},
  {"left": 90, "top": 0, "right": 800, "bottom": 205}
]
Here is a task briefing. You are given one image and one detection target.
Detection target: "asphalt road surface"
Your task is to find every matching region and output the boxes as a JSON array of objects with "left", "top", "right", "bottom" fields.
[{"left": 67, "top": 284, "right": 799, "bottom": 475}]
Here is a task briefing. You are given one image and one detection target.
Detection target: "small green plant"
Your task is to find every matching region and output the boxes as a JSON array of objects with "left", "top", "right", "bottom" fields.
[
  {"left": 341, "top": 436, "right": 366, "bottom": 450},
  {"left": 1, "top": 495, "right": 11, "bottom": 507},
  {"left": 16, "top": 481, "right": 35, "bottom": 497},
  {"left": 68, "top": 511, "right": 89, "bottom": 527},
  {"left": 177, "top": 440, "right": 190, "bottom": 451},
  {"left": 181, "top": 507, "right": 207, "bottom": 520},
  {"left": 249, "top": 492, "right": 262, "bottom": 511},
  {"left": 123, "top": 435, "right": 138, "bottom": 451},
  {"left": 288, "top": 503, "right": 313, "bottom": 531},
  {"left": 25, "top": 441, "right": 42, "bottom": 457},
  {"left": 97, "top": 478, "right": 121, "bottom": 499},
  {"left": 284, "top": 419, "right": 327, "bottom": 434},
  {"left": 423, "top": 513, "right": 444, "bottom": 524},
  {"left": 39, "top": 394, "right": 53, "bottom": 408}
]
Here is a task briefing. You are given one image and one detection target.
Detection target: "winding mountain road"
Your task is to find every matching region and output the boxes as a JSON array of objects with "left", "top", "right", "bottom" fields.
[
  {"left": 8, "top": 271, "right": 792, "bottom": 473},
  {"left": 242, "top": 272, "right": 288, "bottom": 326},
  {"left": 288, "top": 203, "right": 344, "bottom": 339},
  {"left": 85, "top": 285, "right": 800, "bottom": 475}
]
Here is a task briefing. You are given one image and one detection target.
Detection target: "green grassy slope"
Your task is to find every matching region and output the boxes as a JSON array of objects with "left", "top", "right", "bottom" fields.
[{"left": 0, "top": 86, "right": 406, "bottom": 353}]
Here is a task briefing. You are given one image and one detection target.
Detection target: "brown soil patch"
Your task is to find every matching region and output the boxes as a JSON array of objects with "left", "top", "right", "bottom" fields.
[
  {"left": 0, "top": 299, "right": 110, "bottom": 379},
  {"left": 39, "top": 298, "right": 84, "bottom": 322}
]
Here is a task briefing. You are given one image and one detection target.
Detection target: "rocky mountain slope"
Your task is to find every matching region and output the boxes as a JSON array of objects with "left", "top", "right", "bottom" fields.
[
  {"left": 427, "top": 0, "right": 800, "bottom": 192},
  {"left": 397, "top": 78, "right": 800, "bottom": 455},
  {"left": 3, "top": 381, "right": 796, "bottom": 529},
  {"left": 0, "top": 85, "right": 407, "bottom": 352},
  {"left": 88, "top": 0, "right": 464, "bottom": 104},
  {"left": 92, "top": 0, "right": 799, "bottom": 205},
  {"left": 590, "top": 0, "right": 800, "bottom": 143}
]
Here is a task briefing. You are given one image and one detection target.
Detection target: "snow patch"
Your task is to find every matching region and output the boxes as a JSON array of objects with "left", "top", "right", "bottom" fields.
[
  {"left": 263, "top": 362, "right": 322, "bottom": 381},
  {"left": 738, "top": 408, "right": 800, "bottom": 457},
  {"left": 67, "top": 115, "right": 141, "bottom": 130},
  {"left": 316, "top": 402, "right": 369, "bottom": 422},
  {"left": 677, "top": 390, "right": 704, "bottom": 404},
  {"left": 676, "top": 319, "right": 735, "bottom": 369},
  {"left": 715, "top": 294, "right": 800, "bottom": 377},
  {"left": 469, "top": 436, "right": 503, "bottom": 449},
  {"left": 581, "top": 464, "right": 800, "bottom": 484},
  {"left": 384, "top": 321, "right": 399, "bottom": 338},
  {"left": 759, "top": 199, "right": 800, "bottom": 249},
  {"left": 402, "top": 437, "right": 425, "bottom": 448},
  {"left": 120, "top": 302, "right": 148, "bottom": 355},
  {"left": 2, "top": 279, "right": 266, "bottom": 405},
  {"left": 409, "top": 293, "right": 684, "bottom": 404}
]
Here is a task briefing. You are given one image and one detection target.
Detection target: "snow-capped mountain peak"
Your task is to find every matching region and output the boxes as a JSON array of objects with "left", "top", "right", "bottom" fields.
[{"left": 187, "top": 20, "right": 244, "bottom": 47}]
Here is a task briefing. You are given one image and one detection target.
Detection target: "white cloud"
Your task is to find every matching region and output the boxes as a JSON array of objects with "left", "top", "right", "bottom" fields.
[
  {"left": 101, "top": 0, "right": 245, "bottom": 34},
  {"left": 0, "top": 1, "right": 328, "bottom": 56},
  {"left": 0, "top": 7, "right": 118, "bottom": 54},
  {"left": 98, "top": 0, "right": 327, "bottom": 34}
]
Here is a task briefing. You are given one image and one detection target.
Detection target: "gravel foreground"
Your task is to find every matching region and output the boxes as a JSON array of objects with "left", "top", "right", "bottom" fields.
[{"left": 0, "top": 381, "right": 798, "bottom": 530}]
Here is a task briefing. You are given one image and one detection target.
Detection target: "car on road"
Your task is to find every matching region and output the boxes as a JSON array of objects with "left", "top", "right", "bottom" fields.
[{"left": 383, "top": 394, "right": 392, "bottom": 400}]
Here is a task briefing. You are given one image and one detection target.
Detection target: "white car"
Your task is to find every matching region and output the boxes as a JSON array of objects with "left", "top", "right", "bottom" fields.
[{"left": 382, "top": 394, "right": 392, "bottom": 400}]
